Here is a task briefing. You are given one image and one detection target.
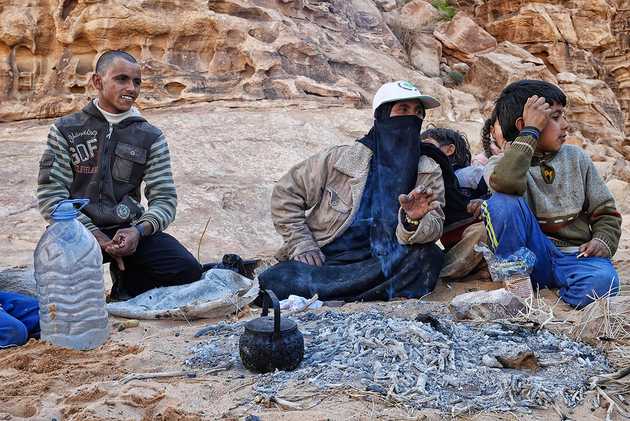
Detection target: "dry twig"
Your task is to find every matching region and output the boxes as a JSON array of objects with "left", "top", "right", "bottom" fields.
[
  {"left": 574, "top": 288, "right": 630, "bottom": 345},
  {"left": 119, "top": 370, "right": 197, "bottom": 384},
  {"left": 196, "top": 215, "right": 212, "bottom": 262}
]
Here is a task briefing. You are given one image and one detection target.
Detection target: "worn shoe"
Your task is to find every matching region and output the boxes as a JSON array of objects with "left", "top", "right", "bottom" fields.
[
  {"left": 108, "top": 265, "right": 133, "bottom": 302},
  {"left": 202, "top": 254, "right": 258, "bottom": 279}
]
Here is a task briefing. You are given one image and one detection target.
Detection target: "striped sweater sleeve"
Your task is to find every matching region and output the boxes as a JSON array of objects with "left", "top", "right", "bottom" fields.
[
  {"left": 489, "top": 133, "right": 538, "bottom": 196},
  {"left": 136, "top": 133, "right": 177, "bottom": 233},
  {"left": 36, "top": 124, "right": 98, "bottom": 231}
]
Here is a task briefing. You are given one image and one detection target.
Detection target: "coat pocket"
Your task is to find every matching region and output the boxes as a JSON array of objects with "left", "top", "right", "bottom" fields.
[
  {"left": 326, "top": 187, "right": 351, "bottom": 214},
  {"left": 38, "top": 150, "right": 55, "bottom": 184},
  {"left": 112, "top": 143, "right": 147, "bottom": 184}
]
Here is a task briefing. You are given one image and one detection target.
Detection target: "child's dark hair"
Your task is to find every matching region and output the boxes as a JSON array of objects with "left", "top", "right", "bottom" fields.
[
  {"left": 495, "top": 79, "right": 566, "bottom": 142},
  {"left": 481, "top": 108, "right": 498, "bottom": 159},
  {"left": 420, "top": 127, "right": 471, "bottom": 169}
]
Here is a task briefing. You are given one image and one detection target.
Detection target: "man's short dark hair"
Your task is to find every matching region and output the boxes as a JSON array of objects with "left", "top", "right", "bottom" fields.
[
  {"left": 495, "top": 79, "right": 567, "bottom": 142},
  {"left": 95, "top": 50, "right": 138, "bottom": 75}
]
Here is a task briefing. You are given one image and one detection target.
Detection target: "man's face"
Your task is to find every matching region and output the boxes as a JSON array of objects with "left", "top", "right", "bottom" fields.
[
  {"left": 92, "top": 58, "right": 141, "bottom": 114},
  {"left": 389, "top": 100, "right": 425, "bottom": 119},
  {"left": 537, "top": 102, "right": 569, "bottom": 153}
]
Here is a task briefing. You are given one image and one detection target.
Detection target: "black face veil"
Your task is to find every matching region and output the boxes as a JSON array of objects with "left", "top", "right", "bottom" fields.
[{"left": 357, "top": 101, "right": 423, "bottom": 275}]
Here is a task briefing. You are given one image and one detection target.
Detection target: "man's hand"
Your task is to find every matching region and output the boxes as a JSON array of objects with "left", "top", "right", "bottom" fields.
[
  {"left": 467, "top": 199, "right": 484, "bottom": 219},
  {"left": 399, "top": 185, "right": 440, "bottom": 221},
  {"left": 92, "top": 230, "right": 126, "bottom": 271},
  {"left": 293, "top": 249, "right": 326, "bottom": 266},
  {"left": 106, "top": 228, "right": 141, "bottom": 258},
  {"left": 522, "top": 95, "right": 552, "bottom": 132},
  {"left": 578, "top": 239, "right": 609, "bottom": 258}
]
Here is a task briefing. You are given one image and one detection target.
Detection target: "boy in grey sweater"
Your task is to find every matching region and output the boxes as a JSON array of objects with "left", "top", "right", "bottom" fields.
[{"left": 483, "top": 80, "right": 621, "bottom": 308}]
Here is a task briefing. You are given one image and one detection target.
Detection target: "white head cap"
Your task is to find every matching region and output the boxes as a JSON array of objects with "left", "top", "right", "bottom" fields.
[{"left": 372, "top": 80, "right": 441, "bottom": 112}]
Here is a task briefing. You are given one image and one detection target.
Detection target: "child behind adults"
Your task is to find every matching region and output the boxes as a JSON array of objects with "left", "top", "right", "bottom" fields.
[
  {"left": 483, "top": 80, "right": 621, "bottom": 308},
  {"left": 420, "top": 128, "right": 490, "bottom": 280},
  {"left": 259, "top": 81, "right": 446, "bottom": 301},
  {"left": 480, "top": 109, "right": 508, "bottom": 161},
  {"left": 0, "top": 292, "right": 39, "bottom": 348},
  {"left": 421, "top": 128, "right": 489, "bottom": 200}
]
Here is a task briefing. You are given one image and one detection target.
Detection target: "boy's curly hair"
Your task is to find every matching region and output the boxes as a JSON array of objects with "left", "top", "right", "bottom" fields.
[
  {"left": 420, "top": 127, "right": 471, "bottom": 169},
  {"left": 481, "top": 108, "right": 498, "bottom": 159},
  {"left": 495, "top": 79, "right": 566, "bottom": 142}
]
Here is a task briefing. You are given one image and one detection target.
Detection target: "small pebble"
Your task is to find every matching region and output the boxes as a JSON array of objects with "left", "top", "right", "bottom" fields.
[{"left": 366, "top": 383, "right": 386, "bottom": 394}]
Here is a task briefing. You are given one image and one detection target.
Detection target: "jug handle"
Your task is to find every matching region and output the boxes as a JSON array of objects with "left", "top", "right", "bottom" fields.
[
  {"left": 51, "top": 198, "right": 90, "bottom": 214},
  {"left": 260, "top": 290, "right": 281, "bottom": 339}
]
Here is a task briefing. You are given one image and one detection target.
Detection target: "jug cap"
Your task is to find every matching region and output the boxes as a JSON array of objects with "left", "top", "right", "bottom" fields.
[{"left": 51, "top": 199, "right": 89, "bottom": 221}]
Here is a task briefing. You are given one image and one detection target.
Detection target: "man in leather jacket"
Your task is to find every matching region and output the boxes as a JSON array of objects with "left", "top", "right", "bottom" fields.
[{"left": 37, "top": 51, "right": 202, "bottom": 299}]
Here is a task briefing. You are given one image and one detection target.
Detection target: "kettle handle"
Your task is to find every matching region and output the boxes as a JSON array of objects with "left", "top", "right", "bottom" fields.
[{"left": 261, "top": 289, "right": 281, "bottom": 339}]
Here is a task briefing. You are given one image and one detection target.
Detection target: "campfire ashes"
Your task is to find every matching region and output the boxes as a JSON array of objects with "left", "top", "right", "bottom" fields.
[{"left": 186, "top": 309, "right": 611, "bottom": 414}]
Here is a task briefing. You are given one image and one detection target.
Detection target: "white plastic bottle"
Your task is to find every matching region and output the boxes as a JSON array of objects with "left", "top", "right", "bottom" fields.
[{"left": 34, "top": 199, "right": 109, "bottom": 350}]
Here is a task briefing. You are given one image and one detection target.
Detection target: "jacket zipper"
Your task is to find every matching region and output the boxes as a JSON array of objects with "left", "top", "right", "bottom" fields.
[{"left": 98, "top": 123, "right": 113, "bottom": 215}]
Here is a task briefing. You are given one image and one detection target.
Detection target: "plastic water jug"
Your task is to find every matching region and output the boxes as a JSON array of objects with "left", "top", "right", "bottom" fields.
[{"left": 34, "top": 199, "right": 109, "bottom": 350}]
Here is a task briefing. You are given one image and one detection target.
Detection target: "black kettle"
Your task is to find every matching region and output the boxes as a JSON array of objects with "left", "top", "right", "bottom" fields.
[{"left": 239, "top": 290, "right": 304, "bottom": 373}]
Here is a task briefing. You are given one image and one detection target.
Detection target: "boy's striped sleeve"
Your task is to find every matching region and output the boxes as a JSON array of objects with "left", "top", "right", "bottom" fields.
[
  {"left": 136, "top": 133, "right": 177, "bottom": 233},
  {"left": 36, "top": 125, "right": 98, "bottom": 231},
  {"left": 489, "top": 133, "right": 538, "bottom": 196}
]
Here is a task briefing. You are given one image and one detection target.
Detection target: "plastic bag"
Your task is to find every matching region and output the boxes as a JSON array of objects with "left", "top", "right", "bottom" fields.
[
  {"left": 474, "top": 244, "right": 536, "bottom": 299},
  {"left": 279, "top": 295, "right": 323, "bottom": 312},
  {"left": 107, "top": 269, "right": 258, "bottom": 320},
  {"left": 474, "top": 243, "right": 536, "bottom": 282}
]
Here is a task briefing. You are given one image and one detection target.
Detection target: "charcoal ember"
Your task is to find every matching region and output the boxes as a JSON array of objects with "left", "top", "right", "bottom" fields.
[
  {"left": 366, "top": 383, "right": 387, "bottom": 394},
  {"left": 481, "top": 354, "right": 503, "bottom": 368},
  {"left": 448, "top": 289, "right": 526, "bottom": 321},
  {"left": 494, "top": 345, "right": 540, "bottom": 371},
  {"left": 415, "top": 313, "right": 452, "bottom": 336}
]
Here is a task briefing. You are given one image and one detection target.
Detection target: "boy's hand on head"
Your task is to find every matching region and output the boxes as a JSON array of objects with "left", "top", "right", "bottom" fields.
[
  {"left": 578, "top": 239, "right": 609, "bottom": 258},
  {"left": 523, "top": 95, "right": 552, "bottom": 132},
  {"left": 399, "top": 185, "right": 440, "bottom": 221}
]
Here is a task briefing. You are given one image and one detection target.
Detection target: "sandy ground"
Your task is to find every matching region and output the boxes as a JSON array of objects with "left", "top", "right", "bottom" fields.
[
  {"left": 1, "top": 281, "right": 627, "bottom": 421},
  {"left": 1, "top": 103, "right": 629, "bottom": 420}
]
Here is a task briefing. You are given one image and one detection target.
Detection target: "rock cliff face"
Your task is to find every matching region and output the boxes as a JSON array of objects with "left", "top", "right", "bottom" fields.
[
  {"left": 606, "top": 1, "right": 630, "bottom": 135},
  {"left": 0, "top": 0, "right": 628, "bottom": 166},
  {"left": 0, "top": 0, "right": 480, "bottom": 132}
]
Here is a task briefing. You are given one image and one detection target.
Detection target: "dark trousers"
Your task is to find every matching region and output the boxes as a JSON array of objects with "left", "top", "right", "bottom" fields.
[
  {"left": 259, "top": 243, "right": 443, "bottom": 302},
  {"left": 0, "top": 292, "right": 39, "bottom": 348},
  {"left": 103, "top": 229, "right": 203, "bottom": 298}
]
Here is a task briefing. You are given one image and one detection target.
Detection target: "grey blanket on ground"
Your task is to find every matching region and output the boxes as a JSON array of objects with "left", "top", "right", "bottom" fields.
[
  {"left": 107, "top": 269, "right": 259, "bottom": 320},
  {"left": 0, "top": 266, "right": 37, "bottom": 297}
]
